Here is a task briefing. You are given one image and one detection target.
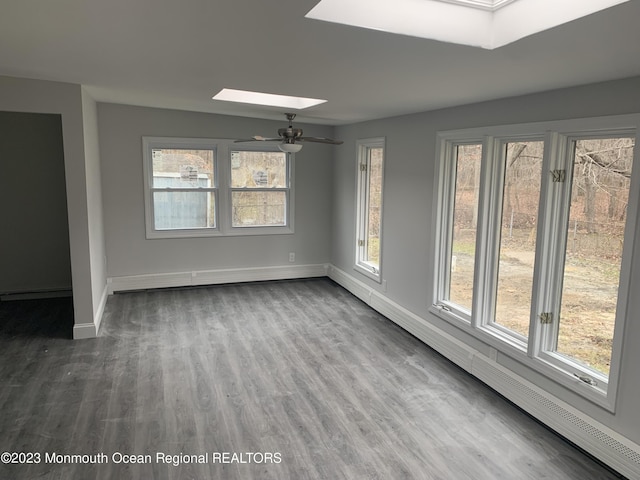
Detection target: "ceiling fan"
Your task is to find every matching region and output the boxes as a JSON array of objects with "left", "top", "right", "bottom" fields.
[{"left": 234, "top": 113, "right": 343, "bottom": 153}]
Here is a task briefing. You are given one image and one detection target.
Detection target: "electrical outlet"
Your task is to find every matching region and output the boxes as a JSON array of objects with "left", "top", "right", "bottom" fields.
[{"left": 289, "top": 252, "right": 295, "bottom": 262}]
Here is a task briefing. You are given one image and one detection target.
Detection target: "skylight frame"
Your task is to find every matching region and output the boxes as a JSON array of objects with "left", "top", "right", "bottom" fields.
[
  {"left": 437, "top": 0, "right": 517, "bottom": 12},
  {"left": 305, "top": 0, "right": 630, "bottom": 49}
]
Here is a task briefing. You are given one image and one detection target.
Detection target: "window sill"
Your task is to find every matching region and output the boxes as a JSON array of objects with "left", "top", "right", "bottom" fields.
[
  {"left": 428, "top": 304, "right": 614, "bottom": 412},
  {"left": 354, "top": 262, "right": 381, "bottom": 283},
  {"left": 146, "top": 225, "right": 293, "bottom": 239}
]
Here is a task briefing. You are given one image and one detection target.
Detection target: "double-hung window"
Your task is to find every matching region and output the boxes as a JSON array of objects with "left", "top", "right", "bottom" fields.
[
  {"left": 355, "top": 138, "right": 385, "bottom": 281},
  {"left": 433, "top": 115, "right": 639, "bottom": 410},
  {"left": 143, "top": 138, "right": 293, "bottom": 238}
]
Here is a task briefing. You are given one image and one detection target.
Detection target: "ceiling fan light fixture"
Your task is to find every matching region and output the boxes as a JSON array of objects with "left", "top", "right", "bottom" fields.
[{"left": 278, "top": 143, "right": 303, "bottom": 153}]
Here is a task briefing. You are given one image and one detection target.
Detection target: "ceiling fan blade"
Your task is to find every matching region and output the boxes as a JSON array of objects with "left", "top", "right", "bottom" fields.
[
  {"left": 299, "top": 136, "right": 344, "bottom": 145},
  {"left": 234, "top": 136, "right": 282, "bottom": 143}
]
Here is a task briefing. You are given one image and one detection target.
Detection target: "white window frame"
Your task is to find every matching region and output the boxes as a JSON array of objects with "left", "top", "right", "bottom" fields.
[
  {"left": 476, "top": 134, "right": 546, "bottom": 351},
  {"left": 433, "top": 137, "right": 485, "bottom": 325},
  {"left": 355, "top": 137, "right": 385, "bottom": 282},
  {"left": 228, "top": 145, "right": 293, "bottom": 234},
  {"left": 143, "top": 137, "right": 294, "bottom": 239},
  {"left": 142, "top": 137, "right": 219, "bottom": 239},
  {"left": 431, "top": 115, "right": 640, "bottom": 411}
]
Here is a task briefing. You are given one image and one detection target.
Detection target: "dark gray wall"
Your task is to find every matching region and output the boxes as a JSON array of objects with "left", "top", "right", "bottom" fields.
[{"left": 0, "top": 111, "right": 72, "bottom": 294}]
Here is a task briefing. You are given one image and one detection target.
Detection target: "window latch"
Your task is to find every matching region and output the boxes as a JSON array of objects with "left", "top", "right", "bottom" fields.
[
  {"left": 551, "top": 169, "right": 566, "bottom": 183},
  {"left": 434, "top": 303, "right": 451, "bottom": 312},
  {"left": 574, "top": 373, "right": 598, "bottom": 387},
  {"left": 539, "top": 312, "right": 553, "bottom": 324}
]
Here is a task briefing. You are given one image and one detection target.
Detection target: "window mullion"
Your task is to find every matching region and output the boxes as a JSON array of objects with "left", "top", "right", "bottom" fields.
[
  {"left": 529, "top": 132, "right": 564, "bottom": 357},
  {"left": 535, "top": 133, "right": 574, "bottom": 359},
  {"left": 436, "top": 140, "right": 458, "bottom": 304},
  {"left": 218, "top": 143, "right": 230, "bottom": 233},
  {"left": 473, "top": 136, "right": 502, "bottom": 330}
]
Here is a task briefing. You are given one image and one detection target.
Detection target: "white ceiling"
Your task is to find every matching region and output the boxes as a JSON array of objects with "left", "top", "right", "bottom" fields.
[{"left": 1, "top": 0, "right": 639, "bottom": 125}]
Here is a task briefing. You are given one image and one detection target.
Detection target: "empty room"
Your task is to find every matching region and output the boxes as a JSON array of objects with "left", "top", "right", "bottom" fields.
[{"left": 1, "top": 0, "right": 640, "bottom": 478}]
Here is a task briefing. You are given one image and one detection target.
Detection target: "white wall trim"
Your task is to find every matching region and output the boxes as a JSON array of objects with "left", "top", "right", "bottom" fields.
[
  {"left": 0, "top": 288, "right": 72, "bottom": 302},
  {"left": 327, "top": 265, "right": 640, "bottom": 479},
  {"left": 107, "top": 264, "right": 329, "bottom": 294},
  {"left": 93, "top": 283, "right": 108, "bottom": 335},
  {"left": 72, "top": 284, "right": 108, "bottom": 339},
  {"left": 72, "top": 322, "right": 97, "bottom": 339}
]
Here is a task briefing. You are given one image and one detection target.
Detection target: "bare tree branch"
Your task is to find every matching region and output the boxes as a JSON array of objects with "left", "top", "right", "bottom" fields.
[{"left": 576, "top": 152, "right": 631, "bottom": 179}]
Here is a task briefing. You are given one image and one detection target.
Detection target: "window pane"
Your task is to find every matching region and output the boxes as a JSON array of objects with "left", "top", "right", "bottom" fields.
[
  {"left": 556, "top": 137, "right": 635, "bottom": 376},
  {"left": 449, "top": 144, "right": 482, "bottom": 311},
  {"left": 231, "top": 151, "right": 287, "bottom": 188},
  {"left": 153, "top": 191, "right": 216, "bottom": 229},
  {"left": 366, "top": 147, "right": 383, "bottom": 267},
  {"left": 494, "top": 141, "right": 544, "bottom": 338},
  {"left": 152, "top": 149, "right": 214, "bottom": 188},
  {"left": 232, "top": 191, "right": 286, "bottom": 227}
]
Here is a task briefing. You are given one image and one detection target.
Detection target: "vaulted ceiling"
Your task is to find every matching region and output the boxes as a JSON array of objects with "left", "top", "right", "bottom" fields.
[{"left": 1, "top": 0, "right": 639, "bottom": 125}]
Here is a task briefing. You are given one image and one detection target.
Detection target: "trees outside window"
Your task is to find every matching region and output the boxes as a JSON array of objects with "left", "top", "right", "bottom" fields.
[{"left": 433, "top": 117, "right": 639, "bottom": 410}]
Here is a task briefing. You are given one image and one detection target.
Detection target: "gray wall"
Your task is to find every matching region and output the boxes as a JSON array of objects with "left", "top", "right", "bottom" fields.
[
  {"left": 332, "top": 76, "right": 640, "bottom": 444},
  {"left": 97, "top": 104, "right": 334, "bottom": 278},
  {"left": 0, "top": 111, "right": 72, "bottom": 294},
  {"left": 0, "top": 75, "right": 108, "bottom": 337},
  {"left": 81, "top": 89, "right": 108, "bottom": 321}
]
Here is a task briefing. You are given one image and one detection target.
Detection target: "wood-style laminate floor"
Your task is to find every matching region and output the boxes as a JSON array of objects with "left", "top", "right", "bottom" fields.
[{"left": 0, "top": 279, "right": 623, "bottom": 479}]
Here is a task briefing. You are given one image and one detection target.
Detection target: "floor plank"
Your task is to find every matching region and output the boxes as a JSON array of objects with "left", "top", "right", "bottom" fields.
[{"left": 0, "top": 280, "right": 624, "bottom": 479}]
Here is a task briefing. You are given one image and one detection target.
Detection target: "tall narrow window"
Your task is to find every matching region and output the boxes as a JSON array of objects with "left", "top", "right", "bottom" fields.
[
  {"left": 449, "top": 144, "right": 482, "bottom": 313},
  {"left": 355, "top": 138, "right": 385, "bottom": 281},
  {"left": 493, "top": 140, "right": 544, "bottom": 340},
  {"left": 230, "top": 150, "right": 289, "bottom": 228},
  {"left": 553, "top": 136, "right": 635, "bottom": 377}
]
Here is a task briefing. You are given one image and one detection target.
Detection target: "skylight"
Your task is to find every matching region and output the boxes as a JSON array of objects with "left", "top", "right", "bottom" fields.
[
  {"left": 306, "top": 0, "right": 630, "bottom": 49},
  {"left": 212, "top": 89, "right": 327, "bottom": 109}
]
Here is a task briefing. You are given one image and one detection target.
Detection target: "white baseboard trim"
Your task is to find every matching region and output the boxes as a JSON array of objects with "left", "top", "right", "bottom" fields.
[
  {"left": 73, "top": 284, "right": 109, "bottom": 340},
  {"left": 328, "top": 265, "right": 640, "bottom": 479},
  {"left": 107, "top": 264, "right": 329, "bottom": 294},
  {"left": 72, "top": 322, "right": 97, "bottom": 340},
  {"left": 93, "top": 283, "right": 108, "bottom": 335},
  {"left": 0, "top": 288, "right": 73, "bottom": 302}
]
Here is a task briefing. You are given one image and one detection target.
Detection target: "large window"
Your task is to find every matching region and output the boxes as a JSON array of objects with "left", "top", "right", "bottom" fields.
[
  {"left": 433, "top": 116, "right": 639, "bottom": 410},
  {"left": 355, "top": 138, "right": 385, "bottom": 281},
  {"left": 143, "top": 138, "right": 293, "bottom": 238}
]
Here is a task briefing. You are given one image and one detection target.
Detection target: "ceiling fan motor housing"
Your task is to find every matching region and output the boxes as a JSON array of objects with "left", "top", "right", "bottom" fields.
[{"left": 278, "top": 127, "right": 304, "bottom": 143}]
